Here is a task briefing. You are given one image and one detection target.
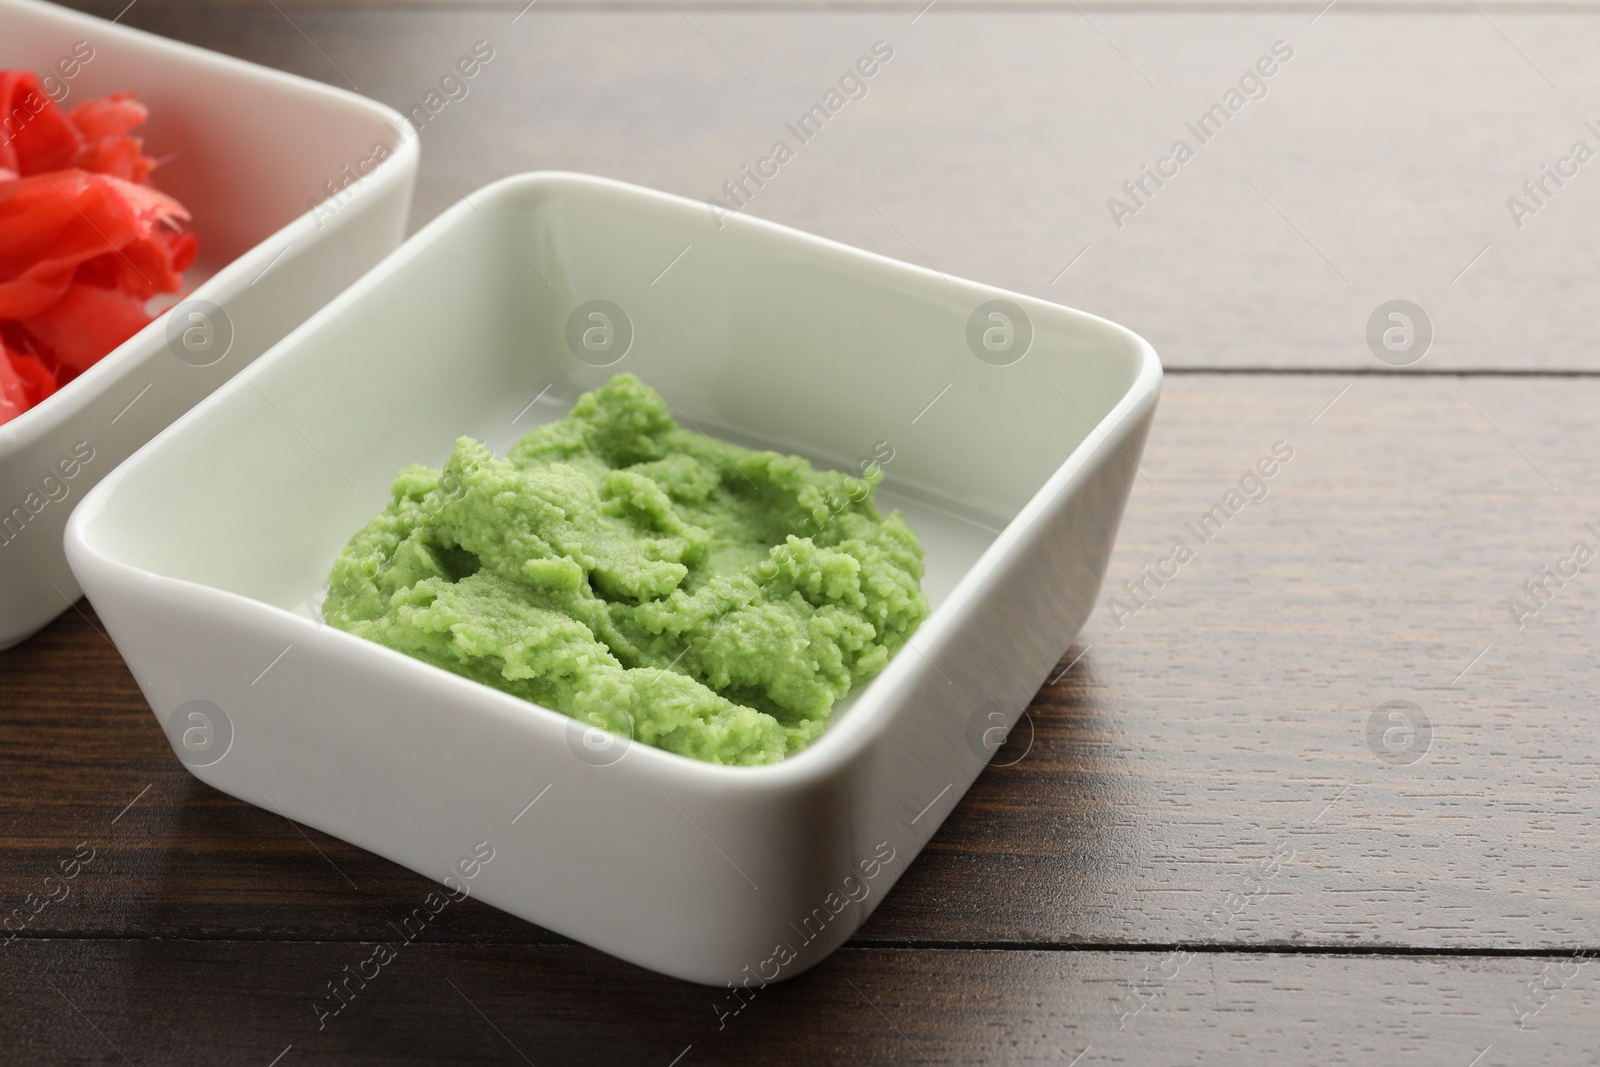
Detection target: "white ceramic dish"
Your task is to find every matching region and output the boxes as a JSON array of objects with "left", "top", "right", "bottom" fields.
[
  {"left": 0, "top": 0, "right": 417, "bottom": 648},
  {"left": 65, "top": 172, "right": 1160, "bottom": 985}
]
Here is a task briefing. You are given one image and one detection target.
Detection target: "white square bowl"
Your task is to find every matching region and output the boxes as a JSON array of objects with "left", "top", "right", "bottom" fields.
[
  {"left": 0, "top": 0, "right": 418, "bottom": 647},
  {"left": 65, "top": 172, "right": 1160, "bottom": 985}
]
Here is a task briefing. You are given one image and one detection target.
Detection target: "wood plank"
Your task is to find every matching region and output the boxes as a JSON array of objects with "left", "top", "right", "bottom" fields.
[
  {"left": 7, "top": 4, "right": 1599, "bottom": 1060},
  {"left": 868, "top": 373, "right": 1600, "bottom": 949},
  {"left": 54, "top": 3, "right": 1600, "bottom": 370},
  {"left": 1, "top": 939, "right": 1594, "bottom": 1064},
  {"left": 0, "top": 605, "right": 561, "bottom": 944},
  {"left": 4, "top": 376, "right": 1597, "bottom": 951}
]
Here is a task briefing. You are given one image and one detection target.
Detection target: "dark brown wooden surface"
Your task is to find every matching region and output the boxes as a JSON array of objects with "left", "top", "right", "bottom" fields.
[
  {"left": 4, "top": 1, "right": 1599, "bottom": 1063},
  {"left": 60, "top": 0, "right": 1600, "bottom": 371},
  {"left": 8, "top": 941, "right": 1600, "bottom": 1065}
]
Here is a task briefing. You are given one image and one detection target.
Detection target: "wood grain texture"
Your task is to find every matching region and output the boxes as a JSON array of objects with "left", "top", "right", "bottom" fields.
[
  {"left": 7, "top": 3, "right": 1600, "bottom": 1061},
  {"left": 2, "top": 940, "right": 1596, "bottom": 1065},
  {"left": 876, "top": 374, "right": 1600, "bottom": 949},
  {"left": 3, "top": 377, "right": 1596, "bottom": 953},
  {"left": 57, "top": 2, "right": 1600, "bottom": 370}
]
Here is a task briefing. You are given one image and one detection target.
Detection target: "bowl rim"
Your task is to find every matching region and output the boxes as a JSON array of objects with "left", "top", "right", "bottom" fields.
[
  {"left": 67, "top": 170, "right": 1163, "bottom": 791},
  {"left": 0, "top": 0, "right": 419, "bottom": 455}
]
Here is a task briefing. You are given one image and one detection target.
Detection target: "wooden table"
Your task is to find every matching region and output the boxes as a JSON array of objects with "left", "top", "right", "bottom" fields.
[{"left": 5, "top": 0, "right": 1599, "bottom": 1062}]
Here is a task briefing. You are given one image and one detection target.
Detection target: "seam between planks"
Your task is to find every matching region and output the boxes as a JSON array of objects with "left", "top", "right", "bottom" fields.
[{"left": 3, "top": 931, "right": 1598, "bottom": 958}]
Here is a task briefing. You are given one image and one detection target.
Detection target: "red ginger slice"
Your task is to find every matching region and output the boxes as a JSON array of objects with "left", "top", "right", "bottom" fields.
[
  {"left": 0, "top": 82, "right": 196, "bottom": 427},
  {"left": 0, "top": 342, "right": 29, "bottom": 423},
  {"left": 69, "top": 92, "right": 148, "bottom": 143},
  {"left": 0, "top": 71, "right": 83, "bottom": 177},
  {"left": 23, "top": 282, "right": 153, "bottom": 375},
  {"left": 0, "top": 168, "right": 190, "bottom": 319},
  {"left": 70, "top": 92, "right": 156, "bottom": 183},
  {"left": 6, "top": 344, "right": 57, "bottom": 405}
]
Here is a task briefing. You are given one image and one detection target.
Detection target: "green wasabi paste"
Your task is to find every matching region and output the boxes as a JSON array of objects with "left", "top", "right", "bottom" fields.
[{"left": 322, "top": 374, "right": 928, "bottom": 766}]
